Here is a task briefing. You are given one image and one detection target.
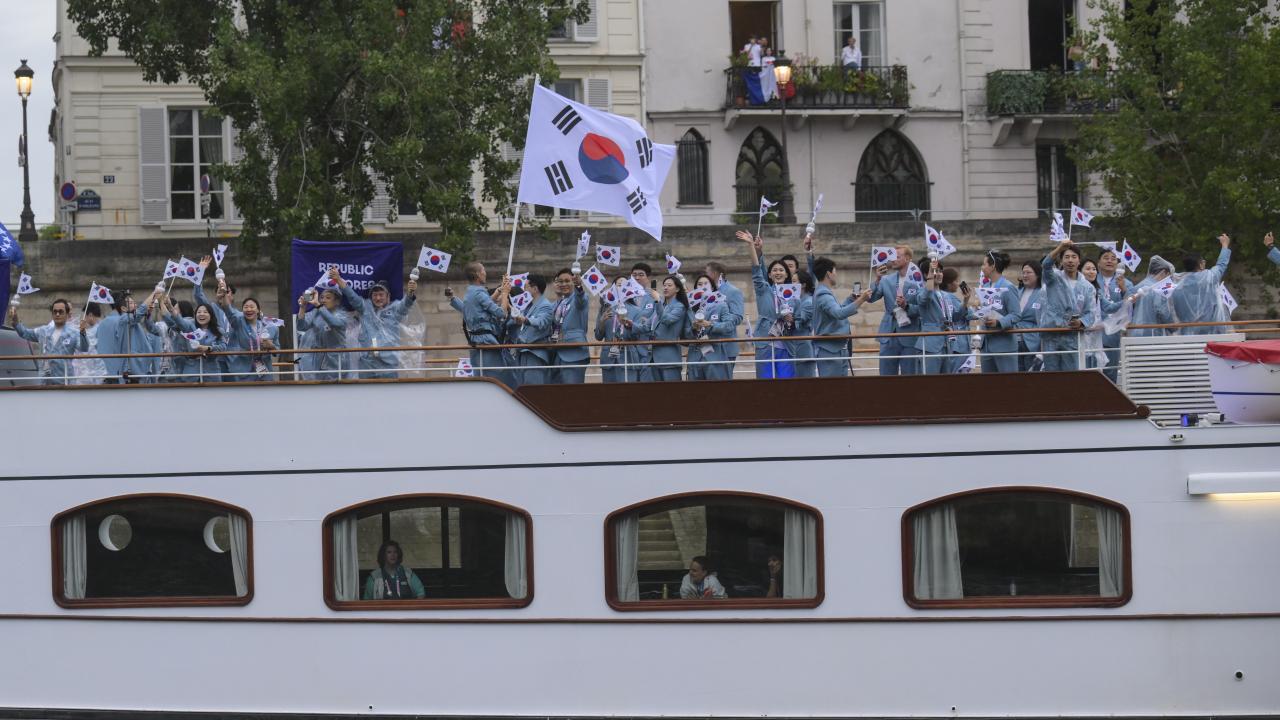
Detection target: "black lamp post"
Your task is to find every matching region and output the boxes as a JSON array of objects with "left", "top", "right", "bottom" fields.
[
  {"left": 14, "top": 59, "right": 36, "bottom": 244},
  {"left": 772, "top": 51, "right": 796, "bottom": 224}
]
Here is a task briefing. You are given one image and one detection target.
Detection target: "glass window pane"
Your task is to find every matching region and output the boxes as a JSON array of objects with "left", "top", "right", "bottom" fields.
[
  {"left": 170, "top": 138, "right": 194, "bottom": 165},
  {"left": 390, "top": 506, "right": 443, "bottom": 569},
  {"left": 198, "top": 111, "right": 223, "bottom": 137},
  {"left": 168, "top": 109, "right": 193, "bottom": 136},
  {"left": 171, "top": 193, "right": 195, "bottom": 220},
  {"left": 171, "top": 165, "right": 194, "bottom": 192},
  {"left": 199, "top": 138, "right": 224, "bottom": 165},
  {"left": 204, "top": 192, "right": 225, "bottom": 220},
  {"left": 357, "top": 513, "right": 382, "bottom": 571}
]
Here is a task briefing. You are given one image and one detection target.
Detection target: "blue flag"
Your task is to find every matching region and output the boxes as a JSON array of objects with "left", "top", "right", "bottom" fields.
[
  {"left": 0, "top": 221, "right": 24, "bottom": 268},
  {"left": 290, "top": 239, "right": 404, "bottom": 309},
  {"left": 0, "top": 258, "right": 10, "bottom": 317}
]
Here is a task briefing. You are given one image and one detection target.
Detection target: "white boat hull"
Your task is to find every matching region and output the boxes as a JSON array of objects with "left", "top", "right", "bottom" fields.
[{"left": 1208, "top": 353, "right": 1280, "bottom": 423}]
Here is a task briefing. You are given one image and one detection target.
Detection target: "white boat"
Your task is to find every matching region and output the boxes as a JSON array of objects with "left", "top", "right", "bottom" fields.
[
  {"left": 0, "top": 372, "right": 1277, "bottom": 719},
  {"left": 1206, "top": 340, "right": 1280, "bottom": 423}
]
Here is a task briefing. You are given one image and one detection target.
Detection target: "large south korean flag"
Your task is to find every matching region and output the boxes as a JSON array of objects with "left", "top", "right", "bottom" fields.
[{"left": 517, "top": 85, "right": 675, "bottom": 241}]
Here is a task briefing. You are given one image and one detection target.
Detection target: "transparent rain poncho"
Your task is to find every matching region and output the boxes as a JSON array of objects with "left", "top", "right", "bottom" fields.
[{"left": 1171, "top": 249, "right": 1231, "bottom": 335}]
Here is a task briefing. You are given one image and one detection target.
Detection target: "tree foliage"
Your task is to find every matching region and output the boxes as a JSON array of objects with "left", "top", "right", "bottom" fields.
[
  {"left": 1072, "top": 0, "right": 1280, "bottom": 279},
  {"left": 67, "top": 0, "right": 586, "bottom": 258}
]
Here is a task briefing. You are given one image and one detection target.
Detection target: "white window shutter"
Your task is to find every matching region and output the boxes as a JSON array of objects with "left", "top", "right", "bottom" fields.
[
  {"left": 364, "top": 175, "right": 392, "bottom": 223},
  {"left": 138, "top": 107, "right": 169, "bottom": 224},
  {"left": 572, "top": 0, "right": 599, "bottom": 41},
  {"left": 585, "top": 78, "right": 611, "bottom": 112}
]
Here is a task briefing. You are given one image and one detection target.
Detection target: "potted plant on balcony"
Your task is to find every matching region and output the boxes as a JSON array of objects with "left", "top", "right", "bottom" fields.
[
  {"left": 728, "top": 52, "right": 750, "bottom": 107},
  {"left": 845, "top": 70, "right": 882, "bottom": 105},
  {"left": 818, "top": 66, "right": 844, "bottom": 105},
  {"left": 890, "top": 65, "right": 910, "bottom": 106}
]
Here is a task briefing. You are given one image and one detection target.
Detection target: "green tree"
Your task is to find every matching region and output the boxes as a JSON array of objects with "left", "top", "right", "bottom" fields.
[
  {"left": 67, "top": 0, "right": 585, "bottom": 312},
  {"left": 1071, "top": 0, "right": 1280, "bottom": 279}
]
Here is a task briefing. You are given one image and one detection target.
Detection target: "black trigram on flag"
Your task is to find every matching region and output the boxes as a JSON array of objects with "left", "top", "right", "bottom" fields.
[
  {"left": 626, "top": 188, "right": 647, "bottom": 213},
  {"left": 544, "top": 160, "right": 574, "bottom": 195},
  {"left": 636, "top": 137, "right": 653, "bottom": 168},
  {"left": 551, "top": 106, "right": 582, "bottom": 135}
]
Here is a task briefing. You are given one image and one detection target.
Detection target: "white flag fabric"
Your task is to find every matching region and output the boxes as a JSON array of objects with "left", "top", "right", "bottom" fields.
[
  {"left": 1119, "top": 240, "right": 1142, "bottom": 272},
  {"left": 621, "top": 278, "right": 647, "bottom": 302},
  {"left": 924, "top": 224, "right": 956, "bottom": 258},
  {"left": 177, "top": 257, "right": 205, "bottom": 285},
  {"left": 88, "top": 282, "right": 114, "bottom": 306},
  {"left": 596, "top": 244, "right": 621, "bottom": 267},
  {"left": 1070, "top": 204, "right": 1094, "bottom": 228},
  {"left": 688, "top": 287, "right": 714, "bottom": 308},
  {"left": 213, "top": 243, "right": 228, "bottom": 268},
  {"left": 870, "top": 246, "right": 897, "bottom": 268},
  {"left": 774, "top": 283, "right": 802, "bottom": 306},
  {"left": 1219, "top": 283, "right": 1238, "bottom": 314},
  {"left": 601, "top": 284, "right": 624, "bottom": 307},
  {"left": 163, "top": 259, "right": 181, "bottom": 280},
  {"left": 758, "top": 196, "right": 778, "bottom": 219},
  {"left": 976, "top": 286, "right": 1001, "bottom": 306},
  {"left": 1091, "top": 240, "right": 1117, "bottom": 252},
  {"left": 957, "top": 353, "right": 978, "bottom": 373},
  {"left": 507, "top": 273, "right": 529, "bottom": 293},
  {"left": 665, "top": 253, "right": 682, "bottom": 275},
  {"left": 906, "top": 262, "right": 925, "bottom": 284},
  {"left": 454, "top": 358, "right": 475, "bottom": 377},
  {"left": 314, "top": 271, "right": 341, "bottom": 292},
  {"left": 1050, "top": 212, "right": 1068, "bottom": 242},
  {"left": 1152, "top": 277, "right": 1177, "bottom": 298},
  {"left": 417, "top": 245, "right": 452, "bottom": 273},
  {"left": 809, "top": 193, "right": 824, "bottom": 225},
  {"left": 262, "top": 316, "right": 286, "bottom": 328},
  {"left": 576, "top": 231, "right": 591, "bottom": 260},
  {"left": 510, "top": 291, "right": 533, "bottom": 315},
  {"left": 581, "top": 265, "right": 610, "bottom": 296},
  {"left": 516, "top": 84, "right": 674, "bottom": 241},
  {"left": 16, "top": 273, "right": 38, "bottom": 295},
  {"left": 181, "top": 328, "right": 208, "bottom": 349}
]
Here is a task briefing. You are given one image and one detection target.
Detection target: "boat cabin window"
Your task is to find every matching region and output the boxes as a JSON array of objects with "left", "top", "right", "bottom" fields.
[
  {"left": 53, "top": 495, "right": 252, "bottom": 608},
  {"left": 606, "top": 493, "right": 822, "bottom": 610},
  {"left": 904, "top": 489, "right": 1131, "bottom": 608},
  {"left": 324, "top": 495, "right": 532, "bottom": 609}
]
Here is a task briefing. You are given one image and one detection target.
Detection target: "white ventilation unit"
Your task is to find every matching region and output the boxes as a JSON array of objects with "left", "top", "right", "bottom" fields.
[{"left": 1119, "top": 333, "right": 1245, "bottom": 425}]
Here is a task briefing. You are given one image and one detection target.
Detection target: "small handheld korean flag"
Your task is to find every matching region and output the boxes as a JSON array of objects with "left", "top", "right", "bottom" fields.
[
  {"left": 581, "top": 265, "right": 610, "bottom": 296},
  {"left": 16, "top": 273, "right": 38, "bottom": 295},
  {"left": 88, "top": 282, "right": 114, "bottom": 305},
  {"left": 1152, "top": 277, "right": 1177, "bottom": 298},
  {"left": 508, "top": 272, "right": 529, "bottom": 292},
  {"left": 1218, "top": 283, "right": 1238, "bottom": 315},
  {"left": 517, "top": 84, "right": 675, "bottom": 241},
  {"left": 1050, "top": 212, "right": 1068, "bottom": 242},
  {"left": 178, "top": 257, "right": 205, "bottom": 285},
  {"left": 212, "top": 244, "right": 228, "bottom": 268},
  {"left": 417, "top": 245, "right": 452, "bottom": 273},
  {"left": 576, "top": 231, "right": 591, "bottom": 260},
  {"left": 596, "top": 244, "right": 621, "bottom": 267},
  {"left": 454, "top": 358, "right": 475, "bottom": 377},
  {"left": 809, "top": 193, "right": 824, "bottom": 225},
  {"left": 1119, "top": 240, "right": 1142, "bottom": 272},
  {"left": 924, "top": 225, "right": 956, "bottom": 258},
  {"left": 906, "top": 262, "right": 924, "bottom": 284},
  {"left": 314, "top": 271, "right": 341, "bottom": 291},
  {"left": 261, "top": 316, "right": 286, "bottom": 329},
  {"left": 774, "top": 283, "right": 801, "bottom": 306},
  {"left": 163, "top": 259, "right": 181, "bottom": 280},
  {"left": 182, "top": 328, "right": 208, "bottom": 349},
  {"left": 758, "top": 196, "right": 778, "bottom": 220},
  {"left": 510, "top": 291, "right": 533, "bottom": 316},
  {"left": 688, "top": 287, "right": 711, "bottom": 308},
  {"left": 665, "top": 253, "right": 682, "bottom": 275},
  {"left": 870, "top": 246, "right": 897, "bottom": 268},
  {"left": 957, "top": 353, "right": 978, "bottom": 374},
  {"left": 601, "top": 285, "right": 623, "bottom": 308},
  {"left": 622, "top": 277, "right": 647, "bottom": 302},
  {"left": 1070, "top": 204, "right": 1094, "bottom": 228}
]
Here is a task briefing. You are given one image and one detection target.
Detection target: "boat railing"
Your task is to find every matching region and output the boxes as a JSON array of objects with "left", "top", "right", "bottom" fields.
[{"left": 1, "top": 318, "right": 1276, "bottom": 386}]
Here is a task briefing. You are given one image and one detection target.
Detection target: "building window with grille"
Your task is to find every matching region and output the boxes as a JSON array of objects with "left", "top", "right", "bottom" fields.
[
  {"left": 735, "top": 127, "right": 786, "bottom": 214},
  {"left": 833, "top": 2, "right": 885, "bottom": 67},
  {"left": 168, "top": 109, "right": 227, "bottom": 221},
  {"left": 677, "top": 129, "right": 711, "bottom": 206},
  {"left": 1036, "top": 144, "right": 1078, "bottom": 217},
  {"left": 854, "top": 130, "right": 930, "bottom": 222}
]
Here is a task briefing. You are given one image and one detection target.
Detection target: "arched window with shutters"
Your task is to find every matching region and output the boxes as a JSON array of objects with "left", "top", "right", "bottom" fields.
[
  {"left": 854, "top": 130, "right": 930, "bottom": 222},
  {"left": 676, "top": 129, "right": 710, "bottom": 206},
  {"left": 734, "top": 127, "right": 786, "bottom": 213}
]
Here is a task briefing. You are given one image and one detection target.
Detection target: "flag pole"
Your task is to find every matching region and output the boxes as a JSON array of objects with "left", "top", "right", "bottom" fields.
[{"left": 506, "top": 73, "right": 542, "bottom": 277}]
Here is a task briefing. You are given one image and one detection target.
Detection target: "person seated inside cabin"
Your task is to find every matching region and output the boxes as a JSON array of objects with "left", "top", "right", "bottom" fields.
[
  {"left": 765, "top": 554, "right": 783, "bottom": 598},
  {"left": 362, "top": 540, "right": 426, "bottom": 600},
  {"left": 680, "top": 555, "right": 728, "bottom": 599}
]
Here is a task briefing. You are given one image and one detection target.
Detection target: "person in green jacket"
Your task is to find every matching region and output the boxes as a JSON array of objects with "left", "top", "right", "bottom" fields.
[{"left": 363, "top": 540, "right": 426, "bottom": 600}]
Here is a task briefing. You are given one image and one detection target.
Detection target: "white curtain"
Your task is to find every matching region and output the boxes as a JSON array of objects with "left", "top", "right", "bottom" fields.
[
  {"left": 332, "top": 513, "right": 360, "bottom": 601},
  {"left": 615, "top": 513, "right": 639, "bottom": 602},
  {"left": 913, "top": 504, "right": 963, "bottom": 600},
  {"left": 503, "top": 514, "right": 528, "bottom": 599},
  {"left": 782, "top": 509, "right": 818, "bottom": 599},
  {"left": 1097, "top": 505, "right": 1124, "bottom": 597},
  {"left": 62, "top": 514, "right": 87, "bottom": 600},
  {"left": 228, "top": 513, "right": 250, "bottom": 597}
]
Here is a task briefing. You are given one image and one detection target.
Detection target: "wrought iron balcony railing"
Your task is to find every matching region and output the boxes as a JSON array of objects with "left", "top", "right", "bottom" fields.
[
  {"left": 985, "top": 69, "right": 1118, "bottom": 115},
  {"left": 724, "top": 64, "right": 910, "bottom": 111}
]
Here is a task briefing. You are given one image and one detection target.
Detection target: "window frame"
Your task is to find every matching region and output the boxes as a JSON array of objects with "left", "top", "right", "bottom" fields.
[
  {"left": 832, "top": 1, "right": 887, "bottom": 67},
  {"left": 900, "top": 486, "right": 1133, "bottom": 610},
  {"left": 50, "top": 493, "right": 254, "bottom": 610},
  {"left": 165, "top": 107, "right": 232, "bottom": 223},
  {"left": 322, "top": 493, "right": 534, "bottom": 611},
  {"left": 676, "top": 128, "right": 712, "bottom": 207},
  {"left": 603, "top": 490, "right": 824, "bottom": 612}
]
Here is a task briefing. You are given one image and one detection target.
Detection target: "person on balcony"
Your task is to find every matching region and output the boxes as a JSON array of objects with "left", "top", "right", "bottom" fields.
[{"left": 841, "top": 35, "right": 863, "bottom": 70}]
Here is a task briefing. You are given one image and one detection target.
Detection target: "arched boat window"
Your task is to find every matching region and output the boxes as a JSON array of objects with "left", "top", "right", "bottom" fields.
[
  {"left": 323, "top": 494, "right": 533, "bottom": 610},
  {"left": 605, "top": 492, "right": 823, "bottom": 610},
  {"left": 902, "top": 488, "right": 1132, "bottom": 608},
  {"left": 52, "top": 494, "right": 252, "bottom": 608}
]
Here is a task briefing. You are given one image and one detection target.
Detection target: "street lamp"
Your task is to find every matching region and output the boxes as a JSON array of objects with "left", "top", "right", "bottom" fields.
[
  {"left": 14, "top": 59, "right": 36, "bottom": 244},
  {"left": 772, "top": 51, "right": 796, "bottom": 224}
]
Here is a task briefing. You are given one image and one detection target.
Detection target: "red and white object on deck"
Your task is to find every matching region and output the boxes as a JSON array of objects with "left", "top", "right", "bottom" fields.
[{"left": 1205, "top": 340, "right": 1280, "bottom": 423}]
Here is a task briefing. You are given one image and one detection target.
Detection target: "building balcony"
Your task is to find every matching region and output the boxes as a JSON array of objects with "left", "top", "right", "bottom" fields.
[
  {"left": 985, "top": 69, "right": 1118, "bottom": 116},
  {"left": 722, "top": 64, "right": 910, "bottom": 131}
]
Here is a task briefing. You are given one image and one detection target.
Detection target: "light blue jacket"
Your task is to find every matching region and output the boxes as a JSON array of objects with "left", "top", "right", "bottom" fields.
[
  {"left": 785, "top": 294, "right": 815, "bottom": 358},
  {"left": 1129, "top": 277, "right": 1174, "bottom": 338},
  {"left": 1269, "top": 246, "right": 1280, "bottom": 266},
  {"left": 868, "top": 271, "right": 922, "bottom": 348},
  {"left": 967, "top": 276, "right": 1020, "bottom": 353},
  {"left": 1010, "top": 286, "right": 1045, "bottom": 352},
  {"left": 1039, "top": 254, "right": 1097, "bottom": 330},
  {"left": 1172, "top": 248, "right": 1231, "bottom": 335},
  {"left": 96, "top": 305, "right": 156, "bottom": 378},
  {"left": 551, "top": 288, "right": 590, "bottom": 363},
  {"left": 715, "top": 279, "right": 745, "bottom": 358},
  {"left": 463, "top": 284, "right": 506, "bottom": 345},
  {"left": 14, "top": 320, "right": 88, "bottom": 382},
  {"left": 749, "top": 263, "right": 782, "bottom": 351},
  {"left": 221, "top": 306, "right": 280, "bottom": 377},
  {"left": 515, "top": 295, "right": 555, "bottom": 363},
  {"left": 165, "top": 312, "right": 227, "bottom": 379},
  {"left": 297, "top": 304, "right": 349, "bottom": 376},
  {"left": 811, "top": 284, "right": 861, "bottom": 354},
  {"left": 653, "top": 298, "right": 691, "bottom": 366},
  {"left": 341, "top": 285, "right": 415, "bottom": 362},
  {"left": 699, "top": 299, "right": 734, "bottom": 363},
  {"left": 917, "top": 287, "right": 967, "bottom": 355}
]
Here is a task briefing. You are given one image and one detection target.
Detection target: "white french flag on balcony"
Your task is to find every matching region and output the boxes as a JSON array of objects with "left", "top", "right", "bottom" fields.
[
  {"left": 1069, "top": 204, "right": 1094, "bottom": 228},
  {"left": 517, "top": 84, "right": 675, "bottom": 241}
]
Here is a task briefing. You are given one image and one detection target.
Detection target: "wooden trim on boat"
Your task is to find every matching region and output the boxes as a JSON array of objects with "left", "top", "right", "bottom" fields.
[
  {"left": 602, "top": 491, "right": 825, "bottom": 612},
  {"left": 50, "top": 493, "right": 255, "bottom": 610},
  {"left": 899, "top": 486, "right": 1134, "bottom": 610},
  {"left": 320, "top": 493, "right": 534, "bottom": 611}
]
